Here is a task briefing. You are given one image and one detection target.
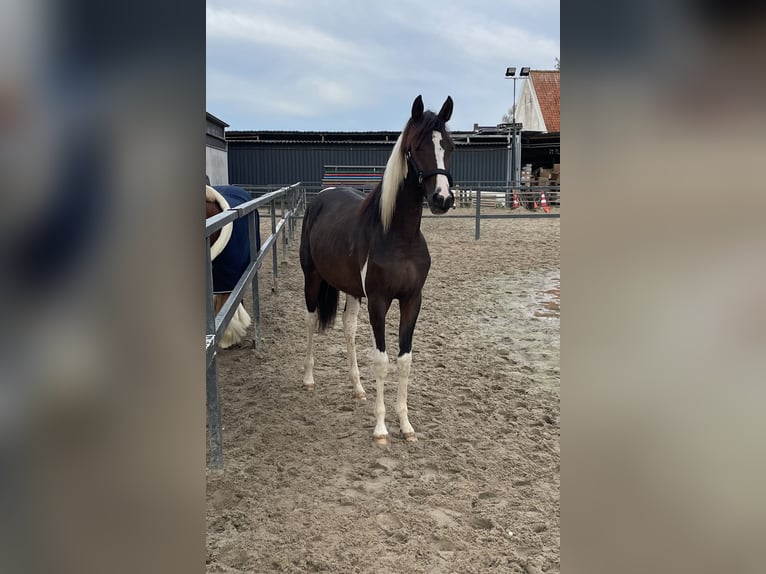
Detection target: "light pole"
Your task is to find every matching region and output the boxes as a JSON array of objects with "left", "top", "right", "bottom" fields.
[{"left": 503, "top": 66, "right": 529, "bottom": 202}]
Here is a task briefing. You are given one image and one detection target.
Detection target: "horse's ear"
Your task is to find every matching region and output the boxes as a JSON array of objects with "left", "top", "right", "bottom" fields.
[
  {"left": 411, "top": 95, "right": 424, "bottom": 121},
  {"left": 438, "top": 96, "right": 453, "bottom": 123}
]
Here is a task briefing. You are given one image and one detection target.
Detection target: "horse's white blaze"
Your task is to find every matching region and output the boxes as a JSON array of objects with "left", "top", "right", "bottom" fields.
[
  {"left": 396, "top": 352, "right": 414, "bottom": 436},
  {"left": 360, "top": 255, "right": 369, "bottom": 297},
  {"left": 342, "top": 296, "right": 365, "bottom": 399},
  {"left": 432, "top": 131, "right": 451, "bottom": 200},
  {"left": 380, "top": 129, "right": 408, "bottom": 232},
  {"left": 303, "top": 311, "right": 318, "bottom": 388},
  {"left": 371, "top": 349, "right": 389, "bottom": 438}
]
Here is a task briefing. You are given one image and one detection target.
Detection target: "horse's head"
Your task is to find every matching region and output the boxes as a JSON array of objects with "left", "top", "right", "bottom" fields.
[
  {"left": 379, "top": 96, "right": 455, "bottom": 231},
  {"left": 404, "top": 95, "right": 455, "bottom": 214}
]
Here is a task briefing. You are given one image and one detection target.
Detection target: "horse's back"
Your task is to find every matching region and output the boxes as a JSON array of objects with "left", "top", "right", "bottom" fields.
[
  {"left": 307, "top": 186, "right": 364, "bottom": 217},
  {"left": 301, "top": 187, "right": 368, "bottom": 297}
]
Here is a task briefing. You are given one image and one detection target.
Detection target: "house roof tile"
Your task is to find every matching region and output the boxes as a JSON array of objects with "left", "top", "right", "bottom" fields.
[{"left": 530, "top": 70, "right": 560, "bottom": 132}]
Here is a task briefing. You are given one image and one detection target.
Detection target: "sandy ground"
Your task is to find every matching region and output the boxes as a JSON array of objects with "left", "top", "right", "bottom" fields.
[{"left": 207, "top": 208, "right": 560, "bottom": 573}]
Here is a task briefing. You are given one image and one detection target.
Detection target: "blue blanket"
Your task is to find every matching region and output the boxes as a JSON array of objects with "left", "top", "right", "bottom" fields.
[{"left": 212, "top": 185, "right": 261, "bottom": 293}]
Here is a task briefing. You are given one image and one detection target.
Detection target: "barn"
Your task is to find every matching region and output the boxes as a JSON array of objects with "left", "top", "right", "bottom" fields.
[{"left": 225, "top": 128, "right": 560, "bottom": 188}]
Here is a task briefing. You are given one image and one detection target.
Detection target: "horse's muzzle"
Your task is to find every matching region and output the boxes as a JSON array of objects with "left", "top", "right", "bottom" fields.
[{"left": 429, "top": 189, "right": 454, "bottom": 213}]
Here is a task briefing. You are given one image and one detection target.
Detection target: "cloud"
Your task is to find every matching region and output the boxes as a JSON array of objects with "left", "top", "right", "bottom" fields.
[{"left": 206, "top": 0, "right": 560, "bottom": 130}]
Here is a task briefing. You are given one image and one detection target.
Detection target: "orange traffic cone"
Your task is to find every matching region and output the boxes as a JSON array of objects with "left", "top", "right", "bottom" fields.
[
  {"left": 511, "top": 191, "right": 520, "bottom": 210},
  {"left": 540, "top": 192, "right": 550, "bottom": 213}
]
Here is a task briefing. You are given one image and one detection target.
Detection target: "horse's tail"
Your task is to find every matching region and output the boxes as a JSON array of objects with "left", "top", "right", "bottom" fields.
[{"left": 316, "top": 279, "right": 339, "bottom": 333}]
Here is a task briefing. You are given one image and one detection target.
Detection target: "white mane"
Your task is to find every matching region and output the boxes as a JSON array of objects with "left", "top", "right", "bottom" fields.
[{"left": 379, "top": 128, "right": 408, "bottom": 232}]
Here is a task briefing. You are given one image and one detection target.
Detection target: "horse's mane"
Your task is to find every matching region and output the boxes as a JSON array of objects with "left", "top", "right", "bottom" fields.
[{"left": 360, "top": 111, "right": 450, "bottom": 232}]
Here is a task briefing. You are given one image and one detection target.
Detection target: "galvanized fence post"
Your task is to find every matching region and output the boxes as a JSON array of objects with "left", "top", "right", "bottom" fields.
[
  {"left": 281, "top": 194, "right": 288, "bottom": 260},
  {"left": 475, "top": 189, "right": 481, "bottom": 240},
  {"left": 205, "top": 241, "right": 223, "bottom": 468},
  {"left": 271, "top": 200, "right": 278, "bottom": 293},
  {"left": 289, "top": 186, "right": 297, "bottom": 242},
  {"left": 248, "top": 210, "right": 262, "bottom": 348}
]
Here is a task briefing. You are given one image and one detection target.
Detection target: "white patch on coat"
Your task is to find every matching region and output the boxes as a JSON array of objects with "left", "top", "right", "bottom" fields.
[
  {"left": 396, "top": 352, "right": 414, "bottom": 436},
  {"left": 342, "top": 296, "right": 365, "bottom": 399},
  {"left": 360, "top": 255, "right": 369, "bottom": 297},
  {"left": 370, "top": 348, "right": 389, "bottom": 439},
  {"left": 303, "top": 311, "right": 318, "bottom": 388}
]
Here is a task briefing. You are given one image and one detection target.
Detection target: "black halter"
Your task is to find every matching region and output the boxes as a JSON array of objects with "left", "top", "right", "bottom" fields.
[{"left": 406, "top": 151, "right": 454, "bottom": 189}]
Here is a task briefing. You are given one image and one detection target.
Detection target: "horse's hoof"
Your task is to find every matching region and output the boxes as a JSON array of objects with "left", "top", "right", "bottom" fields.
[
  {"left": 303, "top": 384, "right": 315, "bottom": 392},
  {"left": 355, "top": 392, "right": 367, "bottom": 401},
  {"left": 373, "top": 434, "right": 389, "bottom": 446},
  {"left": 403, "top": 432, "right": 417, "bottom": 443}
]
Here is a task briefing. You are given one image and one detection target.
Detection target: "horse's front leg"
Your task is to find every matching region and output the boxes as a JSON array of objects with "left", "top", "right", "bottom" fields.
[
  {"left": 396, "top": 293, "right": 422, "bottom": 442},
  {"left": 342, "top": 295, "right": 366, "bottom": 400},
  {"left": 368, "top": 296, "right": 391, "bottom": 444}
]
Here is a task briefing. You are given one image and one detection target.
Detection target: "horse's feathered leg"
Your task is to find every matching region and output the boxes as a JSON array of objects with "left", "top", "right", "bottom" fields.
[
  {"left": 342, "top": 295, "right": 365, "bottom": 400},
  {"left": 397, "top": 293, "right": 422, "bottom": 441},
  {"left": 368, "top": 296, "right": 391, "bottom": 444}
]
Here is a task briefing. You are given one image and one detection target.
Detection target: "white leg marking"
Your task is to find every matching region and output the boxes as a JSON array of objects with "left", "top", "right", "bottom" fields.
[
  {"left": 360, "top": 255, "right": 369, "bottom": 297},
  {"left": 303, "top": 311, "right": 318, "bottom": 389},
  {"left": 432, "top": 130, "right": 451, "bottom": 201},
  {"left": 396, "top": 353, "right": 416, "bottom": 440},
  {"left": 342, "top": 296, "right": 365, "bottom": 400},
  {"left": 370, "top": 349, "right": 389, "bottom": 443}
]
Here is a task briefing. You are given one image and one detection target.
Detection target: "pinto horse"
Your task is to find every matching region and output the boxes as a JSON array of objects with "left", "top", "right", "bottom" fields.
[
  {"left": 300, "top": 95, "right": 455, "bottom": 444},
  {"left": 206, "top": 184, "right": 260, "bottom": 348}
]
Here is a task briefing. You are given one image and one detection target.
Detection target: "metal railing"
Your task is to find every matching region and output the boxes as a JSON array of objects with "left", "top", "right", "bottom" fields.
[
  {"left": 451, "top": 182, "right": 561, "bottom": 239},
  {"left": 291, "top": 181, "right": 561, "bottom": 241},
  {"left": 205, "top": 182, "right": 304, "bottom": 467}
]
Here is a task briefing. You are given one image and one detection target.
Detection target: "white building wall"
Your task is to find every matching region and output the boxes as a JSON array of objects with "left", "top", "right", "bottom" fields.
[
  {"left": 515, "top": 79, "right": 547, "bottom": 132},
  {"left": 206, "top": 146, "right": 229, "bottom": 186}
]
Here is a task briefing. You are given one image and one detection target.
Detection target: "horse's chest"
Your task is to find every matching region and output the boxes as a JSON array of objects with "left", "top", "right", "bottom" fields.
[{"left": 368, "top": 255, "right": 429, "bottom": 298}]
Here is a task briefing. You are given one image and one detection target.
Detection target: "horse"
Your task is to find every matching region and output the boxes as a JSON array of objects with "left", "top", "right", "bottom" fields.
[
  {"left": 299, "top": 95, "right": 455, "bottom": 445},
  {"left": 206, "top": 184, "right": 261, "bottom": 348}
]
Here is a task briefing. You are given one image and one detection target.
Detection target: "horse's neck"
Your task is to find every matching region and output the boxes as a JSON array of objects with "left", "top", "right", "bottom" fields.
[{"left": 388, "top": 177, "right": 424, "bottom": 240}]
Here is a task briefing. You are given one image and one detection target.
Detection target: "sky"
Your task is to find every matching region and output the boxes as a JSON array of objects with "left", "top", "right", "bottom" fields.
[{"left": 206, "top": 0, "right": 559, "bottom": 132}]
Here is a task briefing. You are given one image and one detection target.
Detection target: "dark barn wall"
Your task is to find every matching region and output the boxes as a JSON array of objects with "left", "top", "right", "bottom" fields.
[
  {"left": 452, "top": 147, "right": 506, "bottom": 183},
  {"left": 228, "top": 144, "right": 392, "bottom": 186},
  {"left": 228, "top": 142, "right": 508, "bottom": 186}
]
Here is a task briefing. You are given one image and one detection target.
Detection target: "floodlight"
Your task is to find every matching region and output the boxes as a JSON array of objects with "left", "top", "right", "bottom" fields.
[
  {"left": 505, "top": 67, "right": 516, "bottom": 77},
  {"left": 519, "top": 67, "right": 530, "bottom": 76}
]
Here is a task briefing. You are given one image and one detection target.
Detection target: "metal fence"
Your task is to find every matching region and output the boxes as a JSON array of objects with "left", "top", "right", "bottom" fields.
[
  {"left": 244, "top": 180, "right": 561, "bottom": 241},
  {"left": 447, "top": 182, "right": 561, "bottom": 239},
  {"left": 205, "top": 182, "right": 304, "bottom": 467},
  {"left": 206, "top": 178, "right": 559, "bottom": 465}
]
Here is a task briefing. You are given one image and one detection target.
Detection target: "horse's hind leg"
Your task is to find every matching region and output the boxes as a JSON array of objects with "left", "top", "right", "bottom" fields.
[
  {"left": 303, "top": 270, "right": 322, "bottom": 390},
  {"left": 342, "top": 295, "right": 366, "bottom": 400},
  {"left": 396, "top": 293, "right": 422, "bottom": 442}
]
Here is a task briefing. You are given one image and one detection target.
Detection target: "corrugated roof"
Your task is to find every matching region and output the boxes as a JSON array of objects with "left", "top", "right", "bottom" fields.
[
  {"left": 226, "top": 131, "right": 519, "bottom": 146},
  {"left": 530, "top": 70, "right": 560, "bottom": 132},
  {"left": 206, "top": 112, "right": 229, "bottom": 128}
]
